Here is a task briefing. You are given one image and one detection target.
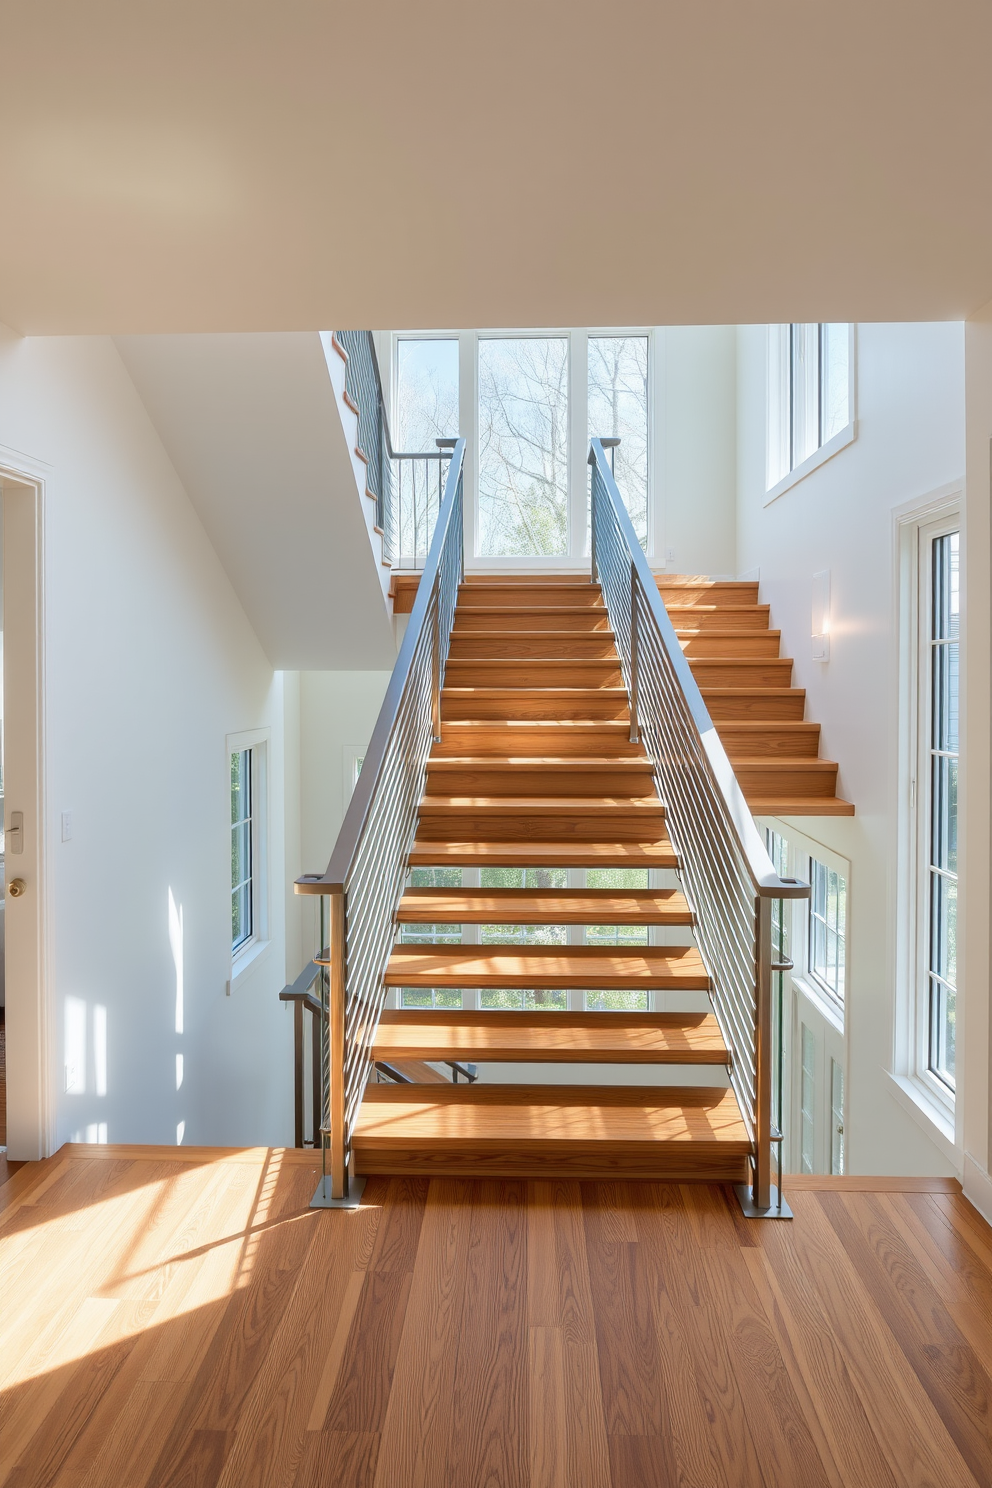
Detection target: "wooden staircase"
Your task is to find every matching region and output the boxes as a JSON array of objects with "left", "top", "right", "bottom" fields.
[{"left": 354, "top": 573, "right": 850, "bottom": 1182}]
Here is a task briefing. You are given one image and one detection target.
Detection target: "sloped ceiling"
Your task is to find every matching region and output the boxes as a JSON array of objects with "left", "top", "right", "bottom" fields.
[
  {"left": 2, "top": 2, "right": 992, "bottom": 332},
  {"left": 116, "top": 333, "right": 397, "bottom": 668}
]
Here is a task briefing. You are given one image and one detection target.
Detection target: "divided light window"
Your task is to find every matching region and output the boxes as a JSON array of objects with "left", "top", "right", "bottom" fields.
[
  {"left": 768, "top": 324, "right": 851, "bottom": 487},
  {"left": 925, "top": 530, "right": 959, "bottom": 1091},
  {"left": 231, "top": 748, "right": 253, "bottom": 954},
  {"left": 807, "top": 857, "right": 846, "bottom": 1012}
]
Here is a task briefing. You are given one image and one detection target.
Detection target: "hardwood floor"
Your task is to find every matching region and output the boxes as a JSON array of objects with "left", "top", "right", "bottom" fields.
[{"left": 0, "top": 1145, "right": 986, "bottom": 1487}]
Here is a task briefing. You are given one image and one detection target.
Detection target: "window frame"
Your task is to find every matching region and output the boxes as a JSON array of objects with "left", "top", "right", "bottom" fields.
[
  {"left": 765, "top": 323, "right": 857, "bottom": 504},
  {"left": 227, "top": 728, "right": 270, "bottom": 986},
  {"left": 390, "top": 328, "right": 658, "bottom": 569}
]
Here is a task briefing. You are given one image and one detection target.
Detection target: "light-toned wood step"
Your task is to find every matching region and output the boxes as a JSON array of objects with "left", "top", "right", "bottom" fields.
[
  {"left": 448, "top": 631, "right": 619, "bottom": 660},
  {"left": 416, "top": 795, "right": 665, "bottom": 843},
  {"left": 397, "top": 886, "right": 691, "bottom": 925},
  {"left": 385, "top": 942, "right": 707, "bottom": 989},
  {"left": 462, "top": 572, "right": 597, "bottom": 584},
  {"left": 747, "top": 796, "right": 855, "bottom": 818},
  {"left": 453, "top": 607, "right": 613, "bottom": 632},
  {"left": 657, "top": 578, "right": 759, "bottom": 605},
  {"left": 354, "top": 1083, "right": 750, "bottom": 1180},
  {"left": 735, "top": 758, "right": 839, "bottom": 798},
  {"left": 444, "top": 658, "right": 623, "bottom": 688},
  {"left": 441, "top": 687, "right": 630, "bottom": 721},
  {"left": 431, "top": 721, "right": 645, "bottom": 758},
  {"left": 409, "top": 838, "right": 680, "bottom": 869},
  {"left": 458, "top": 583, "right": 604, "bottom": 608},
  {"left": 716, "top": 721, "right": 821, "bottom": 758},
  {"left": 677, "top": 630, "right": 782, "bottom": 658},
  {"left": 701, "top": 688, "right": 806, "bottom": 721},
  {"left": 425, "top": 759, "right": 654, "bottom": 797},
  {"left": 374, "top": 1010, "right": 724, "bottom": 1063},
  {"left": 689, "top": 657, "right": 794, "bottom": 688},
  {"left": 664, "top": 604, "right": 771, "bottom": 632}
]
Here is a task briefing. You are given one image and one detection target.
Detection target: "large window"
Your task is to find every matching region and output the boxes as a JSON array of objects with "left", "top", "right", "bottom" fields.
[
  {"left": 478, "top": 337, "right": 569, "bottom": 557},
  {"left": 768, "top": 323, "right": 852, "bottom": 490},
  {"left": 394, "top": 338, "right": 460, "bottom": 567},
  {"left": 807, "top": 857, "right": 847, "bottom": 1012},
  {"left": 588, "top": 336, "right": 649, "bottom": 545},
  {"left": 924, "top": 529, "right": 959, "bottom": 1091},
  {"left": 231, "top": 748, "right": 253, "bottom": 953}
]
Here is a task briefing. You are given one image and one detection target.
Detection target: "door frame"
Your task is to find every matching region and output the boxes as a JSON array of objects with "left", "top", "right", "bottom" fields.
[{"left": 0, "top": 451, "right": 51, "bottom": 1159}]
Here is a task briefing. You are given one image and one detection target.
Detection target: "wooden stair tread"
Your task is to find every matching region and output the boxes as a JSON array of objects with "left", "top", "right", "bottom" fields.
[
  {"left": 409, "top": 840, "right": 680, "bottom": 868},
  {"left": 385, "top": 943, "right": 707, "bottom": 989},
  {"left": 374, "top": 1010, "right": 725, "bottom": 1063},
  {"left": 356, "top": 1083, "right": 749, "bottom": 1148},
  {"left": 397, "top": 887, "right": 691, "bottom": 924},
  {"left": 746, "top": 796, "right": 855, "bottom": 817},
  {"left": 419, "top": 795, "right": 663, "bottom": 812}
]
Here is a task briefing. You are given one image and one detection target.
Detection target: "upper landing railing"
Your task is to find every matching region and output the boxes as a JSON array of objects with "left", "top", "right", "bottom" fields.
[
  {"left": 589, "top": 437, "right": 808, "bottom": 1216},
  {"left": 335, "top": 331, "right": 452, "bottom": 569},
  {"left": 295, "top": 439, "right": 466, "bottom": 1201}
]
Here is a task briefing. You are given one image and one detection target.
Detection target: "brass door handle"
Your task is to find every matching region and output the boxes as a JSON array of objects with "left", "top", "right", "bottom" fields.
[{"left": 7, "top": 878, "right": 26, "bottom": 898}]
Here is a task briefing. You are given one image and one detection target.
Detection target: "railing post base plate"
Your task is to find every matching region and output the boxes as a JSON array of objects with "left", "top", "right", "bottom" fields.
[
  {"left": 733, "top": 1182, "right": 793, "bottom": 1220},
  {"left": 310, "top": 1174, "right": 367, "bottom": 1210}
]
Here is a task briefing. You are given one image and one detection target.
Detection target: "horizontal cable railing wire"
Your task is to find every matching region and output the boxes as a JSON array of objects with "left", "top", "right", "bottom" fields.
[
  {"left": 296, "top": 440, "right": 466, "bottom": 1200},
  {"left": 589, "top": 437, "right": 808, "bottom": 1212}
]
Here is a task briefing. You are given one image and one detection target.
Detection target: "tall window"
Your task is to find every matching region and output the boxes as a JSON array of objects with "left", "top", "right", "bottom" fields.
[
  {"left": 808, "top": 857, "right": 847, "bottom": 1011},
  {"left": 231, "top": 748, "right": 253, "bottom": 953},
  {"left": 588, "top": 336, "right": 649, "bottom": 545},
  {"left": 394, "top": 338, "right": 460, "bottom": 567},
  {"left": 768, "top": 323, "right": 851, "bottom": 488},
  {"left": 479, "top": 337, "right": 569, "bottom": 556},
  {"left": 925, "top": 530, "right": 959, "bottom": 1091}
]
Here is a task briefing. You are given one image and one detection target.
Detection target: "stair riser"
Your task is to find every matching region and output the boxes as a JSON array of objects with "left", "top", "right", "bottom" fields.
[
  {"left": 425, "top": 767, "right": 655, "bottom": 796},
  {"left": 458, "top": 586, "right": 604, "bottom": 608},
  {"left": 689, "top": 660, "right": 794, "bottom": 687},
  {"left": 415, "top": 812, "right": 665, "bottom": 842},
  {"left": 718, "top": 726, "right": 821, "bottom": 759},
  {"left": 738, "top": 766, "right": 838, "bottom": 797},
  {"left": 448, "top": 634, "right": 619, "bottom": 659},
  {"left": 703, "top": 691, "right": 806, "bottom": 721},
  {"left": 657, "top": 582, "right": 759, "bottom": 605},
  {"left": 664, "top": 606, "right": 771, "bottom": 632},
  {"left": 431, "top": 725, "right": 644, "bottom": 757},
  {"left": 453, "top": 609, "right": 613, "bottom": 632},
  {"left": 445, "top": 660, "right": 623, "bottom": 688},
  {"left": 354, "top": 1149, "right": 750, "bottom": 1182},
  {"left": 678, "top": 633, "right": 781, "bottom": 658},
  {"left": 442, "top": 692, "right": 630, "bottom": 721}
]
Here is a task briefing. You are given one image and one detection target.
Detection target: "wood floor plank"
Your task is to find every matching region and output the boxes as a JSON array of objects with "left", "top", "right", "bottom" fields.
[
  {"left": 293, "top": 1431, "right": 380, "bottom": 1488},
  {"left": 820, "top": 1188, "right": 992, "bottom": 1487},
  {"left": 374, "top": 1179, "right": 474, "bottom": 1488},
  {"left": 445, "top": 1181, "right": 529, "bottom": 1488}
]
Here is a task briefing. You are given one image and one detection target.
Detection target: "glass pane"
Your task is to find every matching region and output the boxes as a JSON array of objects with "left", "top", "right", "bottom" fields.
[
  {"left": 931, "top": 755, "right": 958, "bottom": 875},
  {"left": 479, "top": 988, "right": 568, "bottom": 1011},
  {"left": 929, "top": 976, "right": 956, "bottom": 1086},
  {"left": 410, "top": 867, "right": 464, "bottom": 888},
  {"left": 586, "top": 989, "right": 650, "bottom": 1012},
  {"left": 480, "top": 867, "right": 569, "bottom": 889},
  {"left": 800, "top": 1025, "right": 816, "bottom": 1174},
  {"left": 820, "top": 324, "right": 850, "bottom": 442},
  {"left": 396, "top": 339, "right": 459, "bottom": 452},
  {"left": 479, "top": 338, "right": 569, "bottom": 556},
  {"left": 791, "top": 324, "right": 820, "bottom": 468},
  {"left": 481, "top": 924, "right": 566, "bottom": 946},
  {"left": 400, "top": 987, "right": 464, "bottom": 1010},
  {"left": 830, "top": 1059, "right": 845, "bottom": 1175},
  {"left": 585, "top": 869, "right": 649, "bottom": 891},
  {"left": 588, "top": 336, "right": 649, "bottom": 544}
]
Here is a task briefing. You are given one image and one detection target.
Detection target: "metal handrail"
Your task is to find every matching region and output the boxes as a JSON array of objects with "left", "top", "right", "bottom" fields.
[
  {"left": 295, "top": 439, "right": 466, "bottom": 1199},
  {"left": 588, "top": 437, "right": 808, "bottom": 1213}
]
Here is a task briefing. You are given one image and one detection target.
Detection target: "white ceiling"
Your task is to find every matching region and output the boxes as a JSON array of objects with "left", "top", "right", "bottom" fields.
[
  {"left": 116, "top": 333, "right": 397, "bottom": 668},
  {"left": 2, "top": 2, "right": 991, "bottom": 333}
]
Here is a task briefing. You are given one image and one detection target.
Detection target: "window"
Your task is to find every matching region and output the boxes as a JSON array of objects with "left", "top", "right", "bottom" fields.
[
  {"left": 588, "top": 336, "right": 649, "bottom": 545},
  {"left": 228, "top": 732, "right": 268, "bottom": 972},
  {"left": 768, "top": 323, "right": 852, "bottom": 490},
  {"left": 807, "top": 857, "right": 847, "bottom": 1011},
  {"left": 394, "top": 338, "right": 460, "bottom": 567},
  {"left": 479, "top": 337, "right": 569, "bottom": 557},
  {"left": 231, "top": 748, "right": 253, "bottom": 954},
  {"left": 924, "top": 528, "right": 959, "bottom": 1091}
]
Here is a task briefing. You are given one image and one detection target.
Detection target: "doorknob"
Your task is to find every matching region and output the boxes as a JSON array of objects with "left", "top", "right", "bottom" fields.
[{"left": 7, "top": 879, "right": 26, "bottom": 898}]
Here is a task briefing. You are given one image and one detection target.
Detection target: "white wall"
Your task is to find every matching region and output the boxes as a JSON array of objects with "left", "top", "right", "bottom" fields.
[
  {"left": 660, "top": 326, "right": 737, "bottom": 576},
  {"left": 736, "top": 321, "right": 965, "bottom": 1174},
  {"left": 0, "top": 326, "right": 297, "bottom": 1153}
]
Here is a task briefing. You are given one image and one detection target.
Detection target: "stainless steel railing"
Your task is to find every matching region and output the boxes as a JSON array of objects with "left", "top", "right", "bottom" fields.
[
  {"left": 589, "top": 437, "right": 808, "bottom": 1212},
  {"left": 296, "top": 439, "right": 466, "bottom": 1199}
]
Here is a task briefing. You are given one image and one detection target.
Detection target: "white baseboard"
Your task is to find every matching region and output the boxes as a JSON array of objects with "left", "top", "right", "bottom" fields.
[{"left": 963, "top": 1153, "right": 992, "bottom": 1226}]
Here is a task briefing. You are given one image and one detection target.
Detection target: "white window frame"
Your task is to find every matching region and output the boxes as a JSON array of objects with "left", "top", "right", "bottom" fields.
[
  {"left": 227, "top": 728, "right": 270, "bottom": 987},
  {"left": 765, "top": 323, "right": 857, "bottom": 504},
  {"left": 891, "top": 490, "right": 961, "bottom": 1146},
  {"left": 391, "top": 328, "right": 659, "bottom": 570}
]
